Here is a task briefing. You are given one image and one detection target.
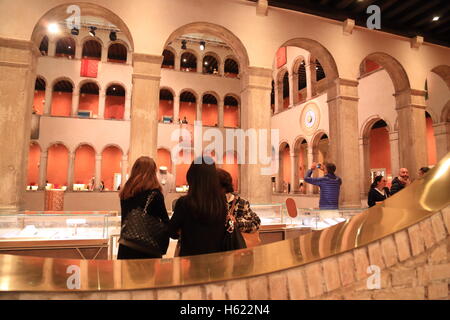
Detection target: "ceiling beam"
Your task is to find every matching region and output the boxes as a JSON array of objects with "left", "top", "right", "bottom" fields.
[
  {"left": 335, "top": 0, "right": 355, "bottom": 10},
  {"left": 383, "top": 0, "right": 422, "bottom": 19},
  {"left": 379, "top": 0, "right": 398, "bottom": 11},
  {"left": 395, "top": 0, "right": 442, "bottom": 24},
  {"left": 412, "top": 7, "right": 450, "bottom": 28},
  {"left": 351, "top": 0, "right": 378, "bottom": 13}
]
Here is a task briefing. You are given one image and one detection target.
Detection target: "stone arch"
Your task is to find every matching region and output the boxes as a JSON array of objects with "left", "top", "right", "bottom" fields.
[
  {"left": 201, "top": 91, "right": 220, "bottom": 103},
  {"left": 51, "top": 76, "right": 75, "bottom": 89},
  {"left": 201, "top": 51, "right": 221, "bottom": 73},
  {"left": 74, "top": 142, "right": 97, "bottom": 155},
  {"left": 163, "top": 22, "right": 249, "bottom": 72},
  {"left": 180, "top": 88, "right": 199, "bottom": 102},
  {"left": 360, "top": 115, "right": 393, "bottom": 139},
  {"left": 77, "top": 79, "right": 102, "bottom": 94},
  {"left": 47, "top": 141, "right": 69, "bottom": 152},
  {"left": 102, "top": 144, "right": 124, "bottom": 155},
  {"left": 431, "top": 65, "right": 450, "bottom": 90},
  {"left": 223, "top": 93, "right": 240, "bottom": 105},
  {"left": 160, "top": 86, "right": 176, "bottom": 98},
  {"left": 30, "top": 140, "right": 42, "bottom": 152},
  {"left": 104, "top": 81, "right": 128, "bottom": 96},
  {"left": 107, "top": 39, "right": 130, "bottom": 52},
  {"left": 35, "top": 75, "right": 48, "bottom": 86},
  {"left": 30, "top": 3, "right": 134, "bottom": 51},
  {"left": 441, "top": 101, "right": 450, "bottom": 122},
  {"left": 223, "top": 54, "right": 240, "bottom": 74}
]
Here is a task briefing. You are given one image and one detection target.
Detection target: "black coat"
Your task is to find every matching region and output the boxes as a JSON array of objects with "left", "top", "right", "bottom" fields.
[
  {"left": 367, "top": 187, "right": 390, "bottom": 207},
  {"left": 390, "top": 177, "right": 405, "bottom": 195}
]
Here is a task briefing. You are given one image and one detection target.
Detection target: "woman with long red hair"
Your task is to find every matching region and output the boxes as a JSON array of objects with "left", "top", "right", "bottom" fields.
[{"left": 118, "top": 156, "right": 169, "bottom": 259}]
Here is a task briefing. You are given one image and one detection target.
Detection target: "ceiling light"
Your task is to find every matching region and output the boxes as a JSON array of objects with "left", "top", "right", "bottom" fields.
[
  {"left": 48, "top": 23, "right": 60, "bottom": 34},
  {"left": 68, "top": 46, "right": 71, "bottom": 49},
  {"left": 204, "top": 61, "right": 208, "bottom": 65},
  {"left": 71, "top": 27, "right": 79, "bottom": 36},
  {"left": 112, "top": 87, "right": 116, "bottom": 91},
  {"left": 200, "top": 41, "right": 206, "bottom": 51},
  {"left": 432, "top": 16, "right": 440, "bottom": 21},
  {"left": 109, "top": 31, "right": 117, "bottom": 41},
  {"left": 89, "top": 26, "right": 97, "bottom": 37},
  {"left": 181, "top": 40, "right": 187, "bottom": 50},
  {"left": 183, "top": 58, "right": 187, "bottom": 62}
]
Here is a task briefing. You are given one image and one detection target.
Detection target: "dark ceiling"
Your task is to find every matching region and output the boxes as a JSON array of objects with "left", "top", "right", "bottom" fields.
[{"left": 249, "top": 0, "right": 450, "bottom": 47}]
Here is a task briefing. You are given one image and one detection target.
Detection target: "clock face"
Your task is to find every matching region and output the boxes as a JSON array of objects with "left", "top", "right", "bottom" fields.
[{"left": 305, "top": 110, "right": 316, "bottom": 128}]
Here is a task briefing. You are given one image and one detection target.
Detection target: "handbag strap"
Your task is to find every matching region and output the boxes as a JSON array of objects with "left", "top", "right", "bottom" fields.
[{"left": 143, "top": 191, "right": 157, "bottom": 214}]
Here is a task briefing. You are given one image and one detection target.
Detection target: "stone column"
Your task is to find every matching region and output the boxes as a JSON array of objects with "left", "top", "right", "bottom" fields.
[
  {"left": 75, "top": 44, "right": 82, "bottom": 60},
  {"left": 306, "top": 149, "right": 314, "bottom": 194},
  {"left": 389, "top": 131, "right": 400, "bottom": 179},
  {"left": 0, "top": 38, "right": 39, "bottom": 211},
  {"left": 274, "top": 80, "right": 283, "bottom": 113},
  {"left": 71, "top": 92, "right": 80, "bottom": 117},
  {"left": 174, "top": 53, "right": 181, "bottom": 71},
  {"left": 95, "top": 153, "right": 102, "bottom": 190},
  {"left": 239, "top": 67, "right": 273, "bottom": 203},
  {"left": 219, "top": 59, "right": 225, "bottom": 76},
  {"left": 289, "top": 73, "right": 296, "bottom": 107},
  {"left": 38, "top": 150, "right": 48, "bottom": 190},
  {"left": 308, "top": 62, "right": 316, "bottom": 98},
  {"left": 121, "top": 154, "right": 128, "bottom": 188},
  {"left": 196, "top": 100, "right": 202, "bottom": 123},
  {"left": 327, "top": 78, "right": 361, "bottom": 208},
  {"left": 101, "top": 46, "right": 108, "bottom": 63},
  {"left": 197, "top": 56, "right": 203, "bottom": 74},
  {"left": 433, "top": 122, "right": 449, "bottom": 162},
  {"left": 129, "top": 53, "right": 163, "bottom": 166},
  {"left": 290, "top": 152, "right": 299, "bottom": 193},
  {"left": 126, "top": 50, "right": 132, "bottom": 65},
  {"left": 44, "top": 84, "right": 53, "bottom": 116},
  {"left": 124, "top": 92, "right": 131, "bottom": 120},
  {"left": 218, "top": 98, "right": 224, "bottom": 128},
  {"left": 395, "top": 89, "right": 428, "bottom": 180},
  {"left": 98, "top": 91, "right": 106, "bottom": 119},
  {"left": 66, "top": 151, "right": 75, "bottom": 191},
  {"left": 48, "top": 37, "right": 56, "bottom": 57},
  {"left": 173, "top": 94, "right": 180, "bottom": 123},
  {"left": 360, "top": 137, "right": 370, "bottom": 197},
  {"left": 276, "top": 151, "right": 284, "bottom": 193}
]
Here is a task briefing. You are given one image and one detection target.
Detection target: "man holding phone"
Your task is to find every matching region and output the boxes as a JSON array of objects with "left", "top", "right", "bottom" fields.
[{"left": 304, "top": 162, "right": 342, "bottom": 210}]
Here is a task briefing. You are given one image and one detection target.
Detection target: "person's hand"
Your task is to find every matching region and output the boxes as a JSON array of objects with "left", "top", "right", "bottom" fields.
[{"left": 311, "top": 162, "right": 317, "bottom": 170}]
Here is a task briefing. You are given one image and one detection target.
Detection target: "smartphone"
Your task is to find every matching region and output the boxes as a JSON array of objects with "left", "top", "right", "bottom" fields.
[{"left": 316, "top": 164, "right": 321, "bottom": 169}]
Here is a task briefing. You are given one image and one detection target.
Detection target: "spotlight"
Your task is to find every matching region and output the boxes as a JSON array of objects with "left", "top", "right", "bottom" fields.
[
  {"left": 89, "top": 26, "right": 97, "bottom": 37},
  {"left": 199, "top": 41, "right": 205, "bottom": 51},
  {"left": 71, "top": 27, "right": 79, "bottom": 36},
  {"left": 181, "top": 40, "right": 187, "bottom": 50},
  {"left": 109, "top": 31, "right": 117, "bottom": 41},
  {"left": 48, "top": 23, "right": 60, "bottom": 34},
  {"left": 432, "top": 16, "right": 440, "bottom": 21}
]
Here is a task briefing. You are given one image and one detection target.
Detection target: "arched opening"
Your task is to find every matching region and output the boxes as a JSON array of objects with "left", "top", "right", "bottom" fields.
[
  {"left": 282, "top": 71, "right": 290, "bottom": 110},
  {"left": 27, "top": 142, "right": 41, "bottom": 190},
  {"left": 180, "top": 52, "right": 197, "bottom": 72},
  {"left": 360, "top": 59, "right": 382, "bottom": 77},
  {"left": 297, "top": 60, "right": 307, "bottom": 103},
  {"left": 224, "top": 95, "right": 239, "bottom": 128},
  {"left": 224, "top": 58, "right": 239, "bottom": 78},
  {"left": 313, "top": 59, "right": 327, "bottom": 96},
  {"left": 425, "top": 112, "right": 437, "bottom": 166},
  {"left": 105, "top": 84, "right": 125, "bottom": 120},
  {"left": 202, "top": 93, "right": 218, "bottom": 127},
  {"left": 39, "top": 36, "right": 48, "bottom": 56},
  {"left": 55, "top": 37, "right": 75, "bottom": 59},
  {"left": 293, "top": 138, "right": 308, "bottom": 194},
  {"left": 159, "top": 89, "right": 174, "bottom": 123},
  {"left": 203, "top": 54, "right": 219, "bottom": 75},
  {"left": 179, "top": 91, "right": 196, "bottom": 124},
  {"left": 47, "top": 143, "right": 69, "bottom": 189},
  {"left": 78, "top": 82, "right": 99, "bottom": 117},
  {"left": 312, "top": 133, "right": 329, "bottom": 194},
  {"left": 73, "top": 144, "right": 96, "bottom": 191},
  {"left": 157, "top": 148, "right": 172, "bottom": 173},
  {"left": 222, "top": 151, "right": 240, "bottom": 192},
  {"left": 176, "top": 149, "right": 194, "bottom": 188},
  {"left": 107, "top": 43, "right": 127, "bottom": 63},
  {"left": 368, "top": 120, "right": 391, "bottom": 183},
  {"left": 51, "top": 79, "right": 73, "bottom": 117},
  {"left": 33, "top": 77, "right": 46, "bottom": 115},
  {"left": 277, "top": 143, "right": 291, "bottom": 193},
  {"left": 162, "top": 49, "right": 175, "bottom": 69},
  {"left": 271, "top": 80, "right": 275, "bottom": 115},
  {"left": 82, "top": 39, "right": 102, "bottom": 60},
  {"left": 101, "top": 146, "right": 123, "bottom": 191}
]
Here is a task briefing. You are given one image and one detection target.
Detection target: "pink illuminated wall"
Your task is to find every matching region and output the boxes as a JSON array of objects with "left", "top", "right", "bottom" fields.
[
  {"left": 283, "top": 97, "right": 289, "bottom": 109},
  {"left": 33, "top": 90, "right": 45, "bottom": 115},
  {"left": 222, "top": 152, "right": 239, "bottom": 191},
  {"left": 74, "top": 145, "right": 95, "bottom": 185},
  {"left": 224, "top": 105, "right": 239, "bottom": 128},
  {"left": 51, "top": 92, "right": 72, "bottom": 116},
  {"left": 179, "top": 102, "right": 196, "bottom": 124},
  {"left": 426, "top": 116, "right": 437, "bottom": 165},
  {"left": 47, "top": 144, "right": 69, "bottom": 187},
  {"left": 159, "top": 100, "right": 174, "bottom": 121},
  {"left": 27, "top": 143, "right": 40, "bottom": 185},
  {"left": 202, "top": 104, "right": 218, "bottom": 126},
  {"left": 102, "top": 146, "right": 122, "bottom": 190},
  {"left": 78, "top": 93, "right": 99, "bottom": 116},
  {"left": 282, "top": 146, "right": 291, "bottom": 184},
  {"left": 369, "top": 127, "right": 392, "bottom": 175},
  {"left": 157, "top": 149, "right": 172, "bottom": 172},
  {"left": 176, "top": 150, "right": 193, "bottom": 186},
  {"left": 105, "top": 95, "right": 125, "bottom": 120}
]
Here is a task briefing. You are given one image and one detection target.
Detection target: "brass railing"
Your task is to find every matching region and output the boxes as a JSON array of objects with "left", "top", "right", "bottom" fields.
[{"left": 0, "top": 154, "right": 448, "bottom": 292}]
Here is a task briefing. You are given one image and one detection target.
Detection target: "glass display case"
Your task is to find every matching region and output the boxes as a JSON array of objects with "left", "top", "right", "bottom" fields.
[
  {"left": 0, "top": 211, "right": 117, "bottom": 260},
  {"left": 290, "top": 208, "right": 366, "bottom": 230},
  {"left": 251, "top": 203, "right": 284, "bottom": 226}
]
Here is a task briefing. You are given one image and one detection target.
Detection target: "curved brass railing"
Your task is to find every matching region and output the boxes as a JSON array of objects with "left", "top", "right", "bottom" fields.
[{"left": 0, "top": 154, "right": 449, "bottom": 292}]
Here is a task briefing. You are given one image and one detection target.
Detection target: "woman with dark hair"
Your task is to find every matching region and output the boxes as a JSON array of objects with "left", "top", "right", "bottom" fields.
[
  {"left": 367, "top": 175, "right": 390, "bottom": 208},
  {"left": 168, "top": 156, "right": 228, "bottom": 257},
  {"left": 118, "top": 156, "right": 169, "bottom": 259},
  {"left": 216, "top": 168, "right": 261, "bottom": 234}
]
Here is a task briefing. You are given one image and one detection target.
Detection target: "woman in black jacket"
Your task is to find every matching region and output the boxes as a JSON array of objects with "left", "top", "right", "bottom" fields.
[
  {"left": 367, "top": 175, "right": 390, "bottom": 207},
  {"left": 118, "top": 156, "right": 169, "bottom": 259},
  {"left": 168, "top": 156, "right": 228, "bottom": 257}
]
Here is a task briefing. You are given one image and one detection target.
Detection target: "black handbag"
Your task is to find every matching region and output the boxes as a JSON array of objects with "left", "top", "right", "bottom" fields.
[
  {"left": 222, "top": 198, "right": 247, "bottom": 251},
  {"left": 119, "top": 191, "right": 169, "bottom": 256}
]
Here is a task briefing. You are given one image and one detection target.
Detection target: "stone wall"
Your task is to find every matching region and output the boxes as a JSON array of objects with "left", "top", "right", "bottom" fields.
[{"left": 1, "top": 206, "right": 448, "bottom": 300}]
